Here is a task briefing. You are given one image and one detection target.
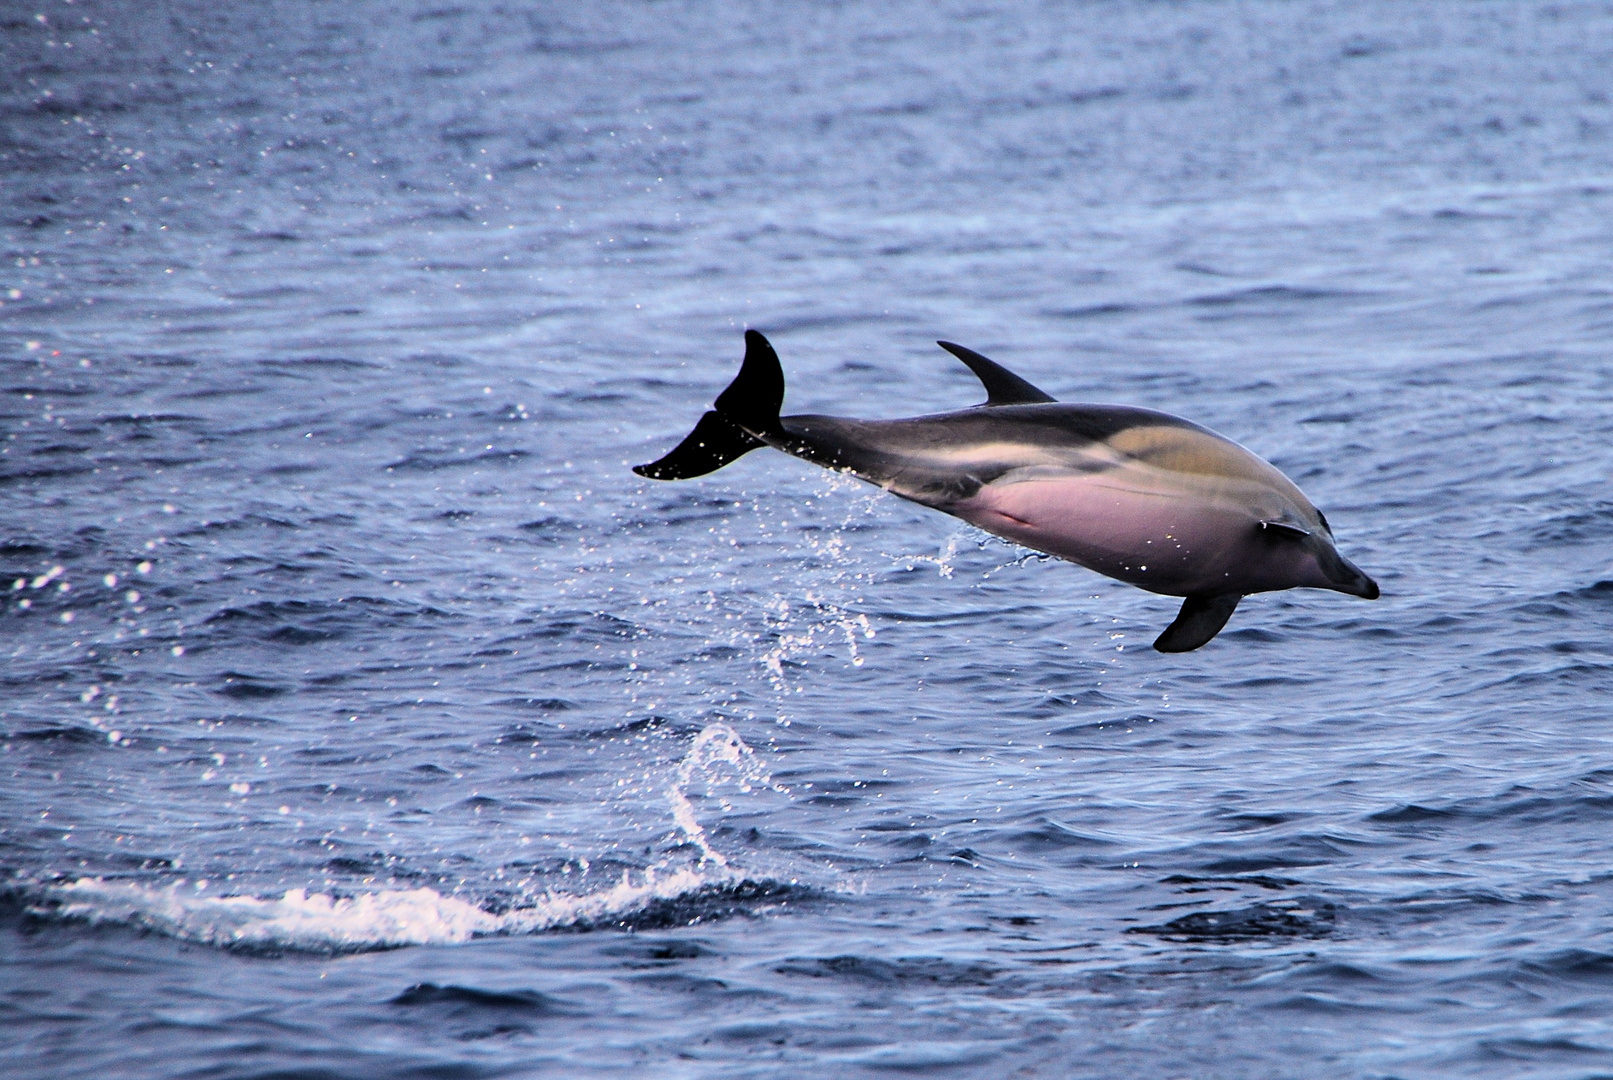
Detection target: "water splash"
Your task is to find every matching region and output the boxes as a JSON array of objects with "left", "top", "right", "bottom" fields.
[
  {"left": 23, "top": 724, "right": 796, "bottom": 952},
  {"left": 666, "top": 722, "right": 784, "bottom": 868}
]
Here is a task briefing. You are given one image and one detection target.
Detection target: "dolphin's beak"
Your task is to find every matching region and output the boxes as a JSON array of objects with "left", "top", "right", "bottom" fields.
[{"left": 1326, "top": 551, "right": 1379, "bottom": 599}]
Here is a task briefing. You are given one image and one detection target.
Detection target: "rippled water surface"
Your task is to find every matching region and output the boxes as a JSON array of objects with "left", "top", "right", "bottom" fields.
[{"left": 6, "top": 2, "right": 1613, "bottom": 1076}]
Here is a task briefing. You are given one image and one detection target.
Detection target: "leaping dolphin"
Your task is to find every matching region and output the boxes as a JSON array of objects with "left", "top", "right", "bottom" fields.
[{"left": 634, "top": 330, "right": 1378, "bottom": 652}]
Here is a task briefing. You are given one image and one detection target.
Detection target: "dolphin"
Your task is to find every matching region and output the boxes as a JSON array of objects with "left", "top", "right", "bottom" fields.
[{"left": 634, "top": 330, "right": 1378, "bottom": 652}]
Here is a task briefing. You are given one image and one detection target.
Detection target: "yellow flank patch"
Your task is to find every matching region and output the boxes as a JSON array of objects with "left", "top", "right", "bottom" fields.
[{"left": 1107, "top": 425, "right": 1284, "bottom": 487}]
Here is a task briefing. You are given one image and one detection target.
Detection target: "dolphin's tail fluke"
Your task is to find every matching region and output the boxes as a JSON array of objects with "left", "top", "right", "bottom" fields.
[
  {"left": 714, "top": 330, "right": 785, "bottom": 438},
  {"left": 633, "top": 330, "right": 784, "bottom": 480}
]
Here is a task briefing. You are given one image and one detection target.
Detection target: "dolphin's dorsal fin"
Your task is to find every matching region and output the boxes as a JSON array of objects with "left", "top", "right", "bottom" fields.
[{"left": 937, "top": 342, "right": 1057, "bottom": 406}]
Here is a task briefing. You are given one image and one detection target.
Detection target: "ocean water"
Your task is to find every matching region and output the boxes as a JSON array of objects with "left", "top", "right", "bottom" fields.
[{"left": 5, "top": 1, "right": 1613, "bottom": 1076}]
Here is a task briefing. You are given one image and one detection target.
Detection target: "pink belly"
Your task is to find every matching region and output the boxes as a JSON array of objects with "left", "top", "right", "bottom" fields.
[{"left": 953, "top": 474, "right": 1298, "bottom": 596}]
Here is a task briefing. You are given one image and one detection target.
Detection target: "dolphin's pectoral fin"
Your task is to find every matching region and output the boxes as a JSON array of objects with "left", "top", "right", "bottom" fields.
[
  {"left": 936, "top": 342, "right": 1057, "bottom": 406},
  {"left": 1259, "top": 518, "right": 1311, "bottom": 539},
  {"left": 1153, "top": 594, "right": 1242, "bottom": 653},
  {"left": 633, "top": 410, "right": 763, "bottom": 480}
]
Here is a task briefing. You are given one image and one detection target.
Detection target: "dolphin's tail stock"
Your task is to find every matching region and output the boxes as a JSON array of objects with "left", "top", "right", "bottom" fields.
[{"left": 633, "top": 329, "right": 785, "bottom": 480}]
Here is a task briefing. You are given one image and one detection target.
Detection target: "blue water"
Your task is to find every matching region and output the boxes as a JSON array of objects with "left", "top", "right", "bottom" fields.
[{"left": 5, "top": 1, "right": 1613, "bottom": 1076}]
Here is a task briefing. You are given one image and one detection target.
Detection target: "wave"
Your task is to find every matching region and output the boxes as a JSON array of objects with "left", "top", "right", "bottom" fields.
[{"left": 1129, "top": 897, "right": 1339, "bottom": 941}]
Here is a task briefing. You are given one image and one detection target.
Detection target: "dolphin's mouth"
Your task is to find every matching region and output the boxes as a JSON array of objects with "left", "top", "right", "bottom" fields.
[{"left": 1327, "top": 552, "right": 1379, "bottom": 599}]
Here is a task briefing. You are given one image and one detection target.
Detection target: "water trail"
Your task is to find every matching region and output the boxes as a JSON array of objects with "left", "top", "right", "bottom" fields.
[
  {"left": 887, "top": 524, "right": 1055, "bottom": 582},
  {"left": 887, "top": 531, "right": 970, "bottom": 579},
  {"left": 751, "top": 472, "right": 885, "bottom": 690},
  {"left": 760, "top": 592, "right": 876, "bottom": 689}
]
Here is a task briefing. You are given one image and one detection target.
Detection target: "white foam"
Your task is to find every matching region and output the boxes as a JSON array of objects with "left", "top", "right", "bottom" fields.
[
  {"left": 40, "top": 879, "right": 502, "bottom": 949},
  {"left": 36, "top": 863, "right": 747, "bottom": 951}
]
